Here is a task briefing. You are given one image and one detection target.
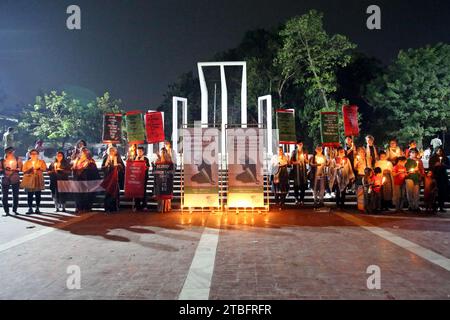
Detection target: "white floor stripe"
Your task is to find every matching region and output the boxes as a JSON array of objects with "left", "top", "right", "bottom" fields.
[
  {"left": 0, "top": 213, "right": 94, "bottom": 254},
  {"left": 179, "top": 226, "right": 221, "bottom": 300},
  {"left": 337, "top": 213, "right": 450, "bottom": 272}
]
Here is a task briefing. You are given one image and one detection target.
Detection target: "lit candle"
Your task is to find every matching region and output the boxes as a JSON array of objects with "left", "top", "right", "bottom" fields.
[
  {"left": 316, "top": 156, "right": 325, "bottom": 165},
  {"left": 8, "top": 160, "right": 13, "bottom": 169},
  {"left": 382, "top": 177, "right": 386, "bottom": 185},
  {"left": 32, "top": 161, "right": 36, "bottom": 169},
  {"left": 439, "top": 157, "right": 443, "bottom": 163},
  {"left": 300, "top": 153, "right": 304, "bottom": 161}
]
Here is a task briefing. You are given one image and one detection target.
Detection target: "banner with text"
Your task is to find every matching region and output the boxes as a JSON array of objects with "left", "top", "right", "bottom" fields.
[
  {"left": 124, "top": 160, "right": 147, "bottom": 199},
  {"left": 153, "top": 162, "right": 174, "bottom": 200},
  {"left": 276, "top": 109, "right": 296, "bottom": 144},
  {"left": 125, "top": 111, "right": 145, "bottom": 144},
  {"left": 342, "top": 105, "right": 359, "bottom": 137},
  {"left": 145, "top": 111, "right": 165, "bottom": 144},
  {"left": 102, "top": 113, "right": 122, "bottom": 144},
  {"left": 226, "top": 128, "right": 265, "bottom": 208},
  {"left": 182, "top": 127, "right": 220, "bottom": 208},
  {"left": 320, "top": 112, "right": 340, "bottom": 147}
]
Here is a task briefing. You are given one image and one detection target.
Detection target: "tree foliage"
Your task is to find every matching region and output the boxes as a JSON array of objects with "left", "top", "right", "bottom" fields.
[
  {"left": 18, "top": 91, "right": 123, "bottom": 148},
  {"left": 366, "top": 43, "right": 450, "bottom": 147}
]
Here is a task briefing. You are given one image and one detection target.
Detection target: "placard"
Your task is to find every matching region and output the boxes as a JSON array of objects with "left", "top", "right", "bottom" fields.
[
  {"left": 342, "top": 105, "right": 359, "bottom": 137},
  {"left": 124, "top": 160, "right": 147, "bottom": 198},
  {"left": 320, "top": 112, "right": 340, "bottom": 147},
  {"left": 145, "top": 111, "right": 165, "bottom": 144},
  {"left": 276, "top": 109, "right": 296, "bottom": 144},
  {"left": 153, "top": 162, "right": 174, "bottom": 200},
  {"left": 102, "top": 113, "right": 122, "bottom": 144},
  {"left": 125, "top": 111, "right": 145, "bottom": 144},
  {"left": 226, "top": 128, "right": 265, "bottom": 208}
]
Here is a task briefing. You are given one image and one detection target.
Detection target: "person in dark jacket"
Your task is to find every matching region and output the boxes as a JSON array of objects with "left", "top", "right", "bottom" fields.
[
  {"left": 429, "top": 147, "right": 449, "bottom": 212},
  {"left": 290, "top": 141, "right": 309, "bottom": 205},
  {"left": 132, "top": 146, "right": 151, "bottom": 210}
]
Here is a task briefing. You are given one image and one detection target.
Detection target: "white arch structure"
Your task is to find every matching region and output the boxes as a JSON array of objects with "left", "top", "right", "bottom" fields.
[
  {"left": 172, "top": 96, "right": 188, "bottom": 157},
  {"left": 197, "top": 61, "right": 247, "bottom": 156},
  {"left": 258, "top": 95, "right": 273, "bottom": 156}
]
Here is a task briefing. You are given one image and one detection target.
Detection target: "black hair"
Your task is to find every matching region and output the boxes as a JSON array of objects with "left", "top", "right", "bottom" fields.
[
  {"left": 397, "top": 156, "right": 407, "bottom": 162},
  {"left": 374, "top": 167, "right": 382, "bottom": 174}
]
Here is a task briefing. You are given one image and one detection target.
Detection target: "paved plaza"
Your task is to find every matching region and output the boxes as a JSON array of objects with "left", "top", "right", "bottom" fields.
[{"left": 1, "top": 206, "right": 450, "bottom": 300}]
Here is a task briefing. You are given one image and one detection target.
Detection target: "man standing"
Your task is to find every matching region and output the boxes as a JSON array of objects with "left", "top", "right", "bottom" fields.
[
  {"left": 0, "top": 147, "right": 23, "bottom": 216},
  {"left": 290, "top": 141, "right": 309, "bottom": 205},
  {"left": 3, "top": 127, "right": 14, "bottom": 150}
]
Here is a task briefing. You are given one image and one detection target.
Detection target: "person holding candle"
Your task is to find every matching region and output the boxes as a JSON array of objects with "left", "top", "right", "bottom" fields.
[
  {"left": 101, "top": 146, "right": 125, "bottom": 213},
  {"left": 429, "top": 147, "right": 449, "bottom": 212},
  {"left": 290, "top": 141, "right": 309, "bottom": 205},
  {"left": 49, "top": 151, "right": 71, "bottom": 212},
  {"left": 372, "top": 167, "right": 383, "bottom": 212},
  {"left": 362, "top": 167, "right": 375, "bottom": 213},
  {"left": 0, "top": 147, "right": 23, "bottom": 216},
  {"left": 385, "top": 138, "right": 403, "bottom": 165},
  {"left": 392, "top": 156, "right": 408, "bottom": 212},
  {"left": 21, "top": 149, "right": 47, "bottom": 214},
  {"left": 329, "top": 147, "right": 355, "bottom": 209},
  {"left": 405, "top": 140, "right": 418, "bottom": 159},
  {"left": 131, "top": 146, "right": 151, "bottom": 211},
  {"left": 155, "top": 147, "right": 174, "bottom": 212},
  {"left": 365, "top": 135, "right": 379, "bottom": 168},
  {"left": 270, "top": 146, "right": 290, "bottom": 209},
  {"left": 310, "top": 144, "right": 329, "bottom": 208},
  {"left": 404, "top": 148, "right": 425, "bottom": 212},
  {"left": 375, "top": 151, "right": 394, "bottom": 211},
  {"left": 70, "top": 139, "right": 87, "bottom": 162},
  {"left": 73, "top": 147, "right": 100, "bottom": 213},
  {"left": 354, "top": 147, "right": 370, "bottom": 188}
]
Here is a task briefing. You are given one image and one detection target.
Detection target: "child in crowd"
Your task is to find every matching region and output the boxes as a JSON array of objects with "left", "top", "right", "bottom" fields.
[
  {"left": 372, "top": 167, "right": 383, "bottom": 212},
  {"left": 375, "top": 151, "right": 393, "bottom": 210},
  {"left": 424, "top": 171, "right": 438, "bottom": 213},
  {"left": 392, "top": 156, "right": 408, "bottom": 212},
  {"left": 362, "top": 167, "right": 374, "bottom": 213}
]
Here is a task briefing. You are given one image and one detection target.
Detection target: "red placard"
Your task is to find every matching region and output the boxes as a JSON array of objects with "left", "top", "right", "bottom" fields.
[
  {"left": 124, "top": 160, "right": 147, "bottom": 199},
  {"left": 342, "top": 105, "right": 359, "bottom": 137},
  {"left": 145, "top": 111, "right": 165, "bottom": 144}
]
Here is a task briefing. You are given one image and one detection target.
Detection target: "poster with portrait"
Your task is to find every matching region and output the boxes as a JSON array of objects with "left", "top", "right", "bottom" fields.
[
  {"left": 226, "top": 128, "right": 264, "bottom": 208},
  {"left": 182, "top": 128, "right": 219, "bottom": 208}
]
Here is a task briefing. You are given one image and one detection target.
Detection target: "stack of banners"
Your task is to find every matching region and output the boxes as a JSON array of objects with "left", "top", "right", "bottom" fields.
[
  {"left": 320, "top": 112, "right": 340, "bottom": 147},
  {"left": 145, "top": 111, "right": 165, "bottom": 144},
  {"left": 102, "top": 113, "right": 122, "bottom": 144},
  {"left": 153, "top": 162, "right": 174, "bottom": 200},
  {"left": 226, "top": 128, "right": 264, "bottom": 208},
  {"left": 125, "top": 111, "right": 145, "bottom": 144},
  {"left": 342, "top": 105, "right": 360, "bottom": 137},
  {"left": 124, "top": 160, "right": 147, "bottom": 199},
  {"left": 183, "top": 128, "right": 220, "bottom": 208},
  {"left": 276, "top": 109, "right": 296, "bottom": 144}
]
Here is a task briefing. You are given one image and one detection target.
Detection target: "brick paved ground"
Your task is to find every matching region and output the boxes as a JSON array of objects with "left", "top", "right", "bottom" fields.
[{"left": 1, "top": 207, "right": 450, "bottom": 300}]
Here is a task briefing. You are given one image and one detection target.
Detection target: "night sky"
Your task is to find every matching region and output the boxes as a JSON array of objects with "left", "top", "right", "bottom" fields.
[{"left": 1, "top": 0, "right": 450, "bottom": 111}]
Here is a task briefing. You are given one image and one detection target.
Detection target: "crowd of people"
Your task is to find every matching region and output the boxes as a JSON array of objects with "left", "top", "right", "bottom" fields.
[
  {"left": 1, "top": 125, "right": 449, "bottom": 216},
  {"left": 0, "top": 135, "right": 175, "bottom": 216},
  {"left": 270, "top": 135, "right": 449, "bottom": 213}
]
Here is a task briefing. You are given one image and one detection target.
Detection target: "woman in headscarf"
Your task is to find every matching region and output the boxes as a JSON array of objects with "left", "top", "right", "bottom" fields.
[
  {"left": 48, "top": 151, "right": 71, "bottom": 212},
  {"left": 72, "top": 147, "right": 100, "bottom": 213},
  {"left": 101, "top": 146, "right": 125, "bottom": 213}
]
